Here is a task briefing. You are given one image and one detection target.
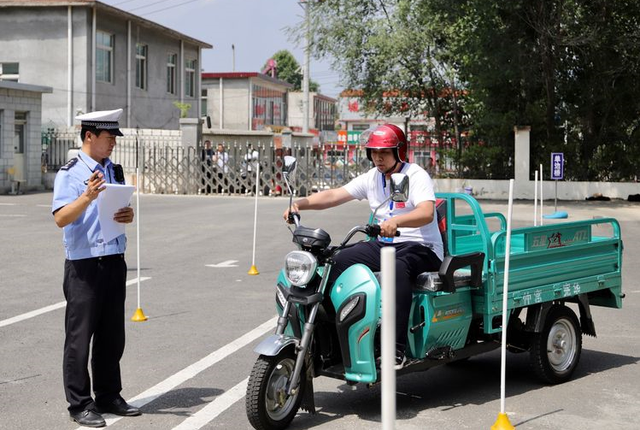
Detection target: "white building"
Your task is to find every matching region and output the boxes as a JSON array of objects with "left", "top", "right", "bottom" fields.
[{"left": 0, "top": 0, "right": 212, "bottom": 130}]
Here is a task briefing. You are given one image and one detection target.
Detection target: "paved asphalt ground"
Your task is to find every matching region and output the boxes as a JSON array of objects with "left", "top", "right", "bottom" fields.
[{"left": 1, "top": 191, "right": 639, "bottom": 430}]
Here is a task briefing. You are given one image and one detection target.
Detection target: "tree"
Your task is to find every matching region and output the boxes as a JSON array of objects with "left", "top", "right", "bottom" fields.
[
  {"left": 263, "top": 50, "right": 320, "bottom": 92},
  {"left": 442, "top": 0, "right": 640, "bottom": 181},
  {"left": 297, "top": 0, "right": 468, "bottom": 173},
  {"left": 301, "top": 0, "right": 640, "bottom": 180}
]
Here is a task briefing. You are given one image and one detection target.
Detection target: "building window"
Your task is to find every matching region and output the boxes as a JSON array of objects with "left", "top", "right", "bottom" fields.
[
  {"left": 185, "top": 59, "right": 196, "bottom": 97},
  {"left": 96, "top": 31, "right": 114, "bottom": 83},
  {"left": 314, "top": 97, "right": 336, "bottom": 131},
  {"left": 136, "top": 44, "right": 148, "bottom": 90},
  {"left": 166, "top": 53, "right": 177, "bottom": 94},
  {"left": 0, "top": 62, "right": 19, "bottom": 81},
  {"left": 14, "top": 112, "right": 27, "bottom": 154},
  {"left": 251, "top": 84, "right": 286, "bottom": 130}
]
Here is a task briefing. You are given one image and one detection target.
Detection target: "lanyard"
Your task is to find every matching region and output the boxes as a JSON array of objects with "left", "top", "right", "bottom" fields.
[{"left": 381, "top": 162, "right": 406, "bottom": 212}]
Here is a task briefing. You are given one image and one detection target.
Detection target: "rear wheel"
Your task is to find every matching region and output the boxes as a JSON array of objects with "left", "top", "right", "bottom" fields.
[
  {"left": 529, "top": 305, "right": 582, "bottom": 384},
  {"left": 246, "top": 350, "right": 304, "bottom": 430}
]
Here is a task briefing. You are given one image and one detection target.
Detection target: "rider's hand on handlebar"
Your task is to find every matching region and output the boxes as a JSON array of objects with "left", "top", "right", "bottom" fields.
[
  {"left": 379, "top": 219, "right": 399, "bottom": 237},
  {"left": 283, "top": 203, "right": 300, "bottom": 224}
]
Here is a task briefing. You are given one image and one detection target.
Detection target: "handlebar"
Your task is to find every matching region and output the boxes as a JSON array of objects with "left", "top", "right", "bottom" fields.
[
  {"left": 338, "top": 224, "right": 400, "bottom": 248},
  {"left": 287, "top": 212, "right": 301, "bottom": 227}
]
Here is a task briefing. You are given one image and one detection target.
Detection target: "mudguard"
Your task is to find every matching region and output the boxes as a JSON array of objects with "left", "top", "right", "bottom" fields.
[
  {"left": 330, "top": 263, "right": 380, "bottom": 383},
  {"left": 253, "top": 334, "right": 298, "bottom": 356}
]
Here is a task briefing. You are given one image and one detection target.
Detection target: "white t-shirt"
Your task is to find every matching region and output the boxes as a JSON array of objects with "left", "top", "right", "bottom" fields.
[
  {"left": 216, "top": 151, "right": 229, "bottom": 173},
  {"left": 343, "top": 163, "right": 443, "bottom": 260}
]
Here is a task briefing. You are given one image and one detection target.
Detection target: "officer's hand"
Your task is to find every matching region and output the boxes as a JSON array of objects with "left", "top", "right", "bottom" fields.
[
  {"left": 84, "top": 171, "right": 106, "bottom": 201},
  {"left": 379, "top": 219, "right": 398, "bottom": 237},
  {"left": 283, "top": 203, "right": 299, "bottom": 223},
  {"left": 114, "top": 206, "right": 134, "bottom": 224}
]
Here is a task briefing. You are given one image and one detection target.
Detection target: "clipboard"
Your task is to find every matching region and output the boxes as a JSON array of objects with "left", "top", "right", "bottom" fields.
[{"left": 97, "top": 183, "right": 135, "bottom": 243}]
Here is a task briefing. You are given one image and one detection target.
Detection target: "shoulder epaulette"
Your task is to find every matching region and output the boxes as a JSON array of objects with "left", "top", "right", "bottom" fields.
[{"left": 60, "top": 157, "right": 78, "bottom": 171}]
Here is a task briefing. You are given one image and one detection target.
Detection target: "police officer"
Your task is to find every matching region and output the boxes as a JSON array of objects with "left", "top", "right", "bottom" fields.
[{"left": 52, "top": 108, "right": 140, "bottom": 427}]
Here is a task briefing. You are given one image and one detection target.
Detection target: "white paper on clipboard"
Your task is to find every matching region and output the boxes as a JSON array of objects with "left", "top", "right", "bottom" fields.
[{"left": 97, "top": 183, "right": 135, "bottom": 243}]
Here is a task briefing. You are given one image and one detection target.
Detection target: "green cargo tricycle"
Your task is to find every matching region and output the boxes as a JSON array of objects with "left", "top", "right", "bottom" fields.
[{"left": 246, "top": 171, "right": 624, "bottom": 430}]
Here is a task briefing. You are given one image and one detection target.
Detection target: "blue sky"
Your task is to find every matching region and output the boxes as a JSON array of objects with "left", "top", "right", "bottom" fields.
[{"left": 101, "top": 0, "right": 342, "bottom": 98}]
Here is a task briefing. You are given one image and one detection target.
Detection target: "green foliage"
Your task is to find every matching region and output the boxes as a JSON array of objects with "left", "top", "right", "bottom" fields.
[
  {"left": 300, "top": 0, "right": 640, "bottom": 181},
  {"left": 173, "top": 101, "right": 191, "bottom": 118},
  {"left": 264, "top": 50, "right": 320, "bottom": 92}
]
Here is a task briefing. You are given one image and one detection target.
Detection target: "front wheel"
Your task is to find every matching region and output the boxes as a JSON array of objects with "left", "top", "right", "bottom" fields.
[
  {"left": 246, "top": 350, "right": 304, "bottom": 430},
  {"left": 529, "top": 305, "right": 582, "bottom": 384}
]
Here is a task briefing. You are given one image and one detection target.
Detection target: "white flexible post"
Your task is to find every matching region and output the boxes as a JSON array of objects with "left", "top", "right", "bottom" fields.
[
  {"left": 534, "top": 170, "right": 538, "bottom": 226},
  {"left": 381, "top": 246, "right": 396, "bottom": 430},
  {"left": 251, "top": 162, "right": 259, "bottom": 268},
  {"left": 499, "top": 179, "right": 515, "bottom": 414},
  {"left": 136, "top": 166, "right": 141, "bottom": 310},
  {"left": 539, "top": 164, "right": 544, "bottom": 226}
]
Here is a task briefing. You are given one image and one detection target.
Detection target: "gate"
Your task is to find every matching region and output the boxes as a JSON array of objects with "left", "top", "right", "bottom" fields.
[{"left": 140, "top": 142, "right": 372, "bottom": 196}]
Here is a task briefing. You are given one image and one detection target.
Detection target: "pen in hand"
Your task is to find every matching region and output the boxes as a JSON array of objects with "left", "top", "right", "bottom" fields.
[{"left": 84, "top": 171, "right": 106, "bottom": 200}]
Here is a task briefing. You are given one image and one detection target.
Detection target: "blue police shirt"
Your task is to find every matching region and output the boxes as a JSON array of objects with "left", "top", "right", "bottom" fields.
[{"left": 52, "top": 152, "right": 127, "bottom": 260}]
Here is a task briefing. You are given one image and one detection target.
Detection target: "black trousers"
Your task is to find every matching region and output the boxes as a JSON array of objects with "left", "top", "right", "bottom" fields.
[
  {"left": 327, "top": 241, "right": 441, "bottom": 352},
  {"left": 62, "top": 254, "right": 127, "bottom": 412}
]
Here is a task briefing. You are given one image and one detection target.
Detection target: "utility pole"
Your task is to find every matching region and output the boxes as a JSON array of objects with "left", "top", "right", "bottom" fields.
[
  {"left": 232, "top": 44, "right": 235, "bottom": 72},
  {"left": 302, "top": 0, "right": 310, "bottom": 134}
]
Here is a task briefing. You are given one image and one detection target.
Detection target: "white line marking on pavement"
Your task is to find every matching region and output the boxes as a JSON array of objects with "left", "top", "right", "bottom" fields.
[
  {"left": 0, "top": 203, "right": 17, "bottom": 206},
  {"left": 172, "top": 378, "right": 248, "bottom": 430},
  {"left": 206, "top": 260, "right": 239, "bottom": 268},
  {"left": 81, "top": 316, "right": 276, "bottom": 429},
  {"left": 36, "top": 204, "right": 51, "bottom": 208},
  {"left": 0, "top": 214, "right": 26, "bottom": 217},
  {"left": 0, "top": 277, "right": 151, "bottom": 328}
]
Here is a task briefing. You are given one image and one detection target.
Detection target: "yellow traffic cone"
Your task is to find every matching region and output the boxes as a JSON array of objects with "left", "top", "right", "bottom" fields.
[
  {"left": 491, "top": 412, "right": 515, "bottom": 430},
  {"left": 131, "top": 307, "right": 148, "bottom": 322},
  {"left": 248, "top": 265, "right": 259, "bottom": 275}
]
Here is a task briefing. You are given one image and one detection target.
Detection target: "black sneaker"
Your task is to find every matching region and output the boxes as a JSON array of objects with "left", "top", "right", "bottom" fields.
[{"left": 395, "top": 350, "right": 406, "bottom": 370}]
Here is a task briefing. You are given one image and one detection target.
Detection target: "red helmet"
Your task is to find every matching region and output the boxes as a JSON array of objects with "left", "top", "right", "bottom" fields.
[
  {"left": 383, "top": 123, "right": 408, "bottom": 161},
  {"left": 362, "top": 124, "right": 407, "bottom": 162}
]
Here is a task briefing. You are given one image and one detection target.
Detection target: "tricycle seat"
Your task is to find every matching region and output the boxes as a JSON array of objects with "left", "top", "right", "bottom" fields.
[
  {"left": 414, "top": 269, "right": 472, "bottom": 293},
  {"left": 413, "top": 251, "right": 485, "bottom": 293}
]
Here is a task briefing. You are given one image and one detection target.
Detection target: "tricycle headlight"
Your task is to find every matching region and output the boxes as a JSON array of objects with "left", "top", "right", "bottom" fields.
[{"left": 284, "top": 251, "right": 317, "bottom": 287}]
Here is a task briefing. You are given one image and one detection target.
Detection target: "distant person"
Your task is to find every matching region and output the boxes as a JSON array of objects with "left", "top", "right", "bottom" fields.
[
  {"left": 52, "top": 109, "right": 141, "bottom": 427},
  {"left": 200, "top": 140, "right": 213, "bottom": 194},
  {"left": 242, "top": 144, "right": 260, "bottom": 194},
  {"left": 212, "top": 143, "right": 229, "bottom": 194}
]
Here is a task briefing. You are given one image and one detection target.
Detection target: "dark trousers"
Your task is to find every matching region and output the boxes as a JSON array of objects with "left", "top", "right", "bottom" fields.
[
  {"left": 327, "top": 241, "right": 441, "bottom": 352},
  {"left": 62, "top": 254, "right": 127, "bottom": 412}
]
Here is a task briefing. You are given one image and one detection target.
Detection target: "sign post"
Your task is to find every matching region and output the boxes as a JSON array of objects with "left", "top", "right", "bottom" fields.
[{"left": 550, "top": 152, "right": 564, "bottom": 212}]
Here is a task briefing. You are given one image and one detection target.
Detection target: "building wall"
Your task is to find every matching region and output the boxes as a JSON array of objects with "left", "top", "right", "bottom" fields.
[
  {"left": 0, "top": 6, "right": 203, "bottom": 131},
  {"left": 203, "top": 78, "right": 250, "bottom": 130},
  {"left": 95, "top": 11, "right": 201, "bottom": 129},
  {"left": 0, "top": 7, "right": 89, "bottom": 127},
  {"left": 288, "top": 92, "right": 337, "bottom": 131},
  {"left": 0, "top": 86, "right": 48, "bottom": 192}
]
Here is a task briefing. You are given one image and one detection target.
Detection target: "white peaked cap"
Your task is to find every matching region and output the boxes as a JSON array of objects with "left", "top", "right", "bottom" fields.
[{"left": 76, "top": 108, "right": 124, "bottom": 136}]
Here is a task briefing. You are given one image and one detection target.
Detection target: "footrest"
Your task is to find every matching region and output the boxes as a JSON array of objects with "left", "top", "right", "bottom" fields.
[{"left": 425, "top": 345, "right": 455, "bottom": 360}]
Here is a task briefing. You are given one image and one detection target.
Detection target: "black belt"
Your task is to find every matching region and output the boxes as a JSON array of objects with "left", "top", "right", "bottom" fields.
[{"left": 97, "top": 253, "right": 124, "bottom": 261}]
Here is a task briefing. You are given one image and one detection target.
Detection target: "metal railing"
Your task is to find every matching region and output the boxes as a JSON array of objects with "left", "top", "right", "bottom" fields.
[
  {"left": 138, "top": 142, "right": 372, "bottom": 196},
  {"left": 42, "top": 128, "right": 374, "bottom": 195}
]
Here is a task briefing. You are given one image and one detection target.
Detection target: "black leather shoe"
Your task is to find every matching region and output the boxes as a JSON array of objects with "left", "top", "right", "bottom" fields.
[
  {"left": 69, "top": 409, "right": 106, "bottom": 427},
  {"left": 95, "top": 397, "right": 141, "bottom": 416}
]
